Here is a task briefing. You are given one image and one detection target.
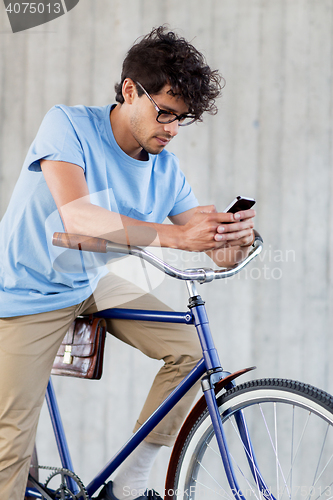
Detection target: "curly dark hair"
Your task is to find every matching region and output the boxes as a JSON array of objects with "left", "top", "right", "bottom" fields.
[{"left": 115, "top": 26, "right": 224, "bottom": 121}]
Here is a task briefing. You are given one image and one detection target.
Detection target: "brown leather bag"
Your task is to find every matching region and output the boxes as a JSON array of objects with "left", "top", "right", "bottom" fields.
[{"left": 51, "top": 316, "right": 107, "bottom": 379}]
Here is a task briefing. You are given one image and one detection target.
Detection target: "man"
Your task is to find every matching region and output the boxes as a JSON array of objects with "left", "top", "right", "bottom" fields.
[{"left": 0, "top": 26, "right": 255, "bottom": 500}]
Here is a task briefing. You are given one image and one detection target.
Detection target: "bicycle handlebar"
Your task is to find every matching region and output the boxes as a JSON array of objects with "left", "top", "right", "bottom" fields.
[{"left": 52, "top": 231, "right": 263, "bottom": 283}]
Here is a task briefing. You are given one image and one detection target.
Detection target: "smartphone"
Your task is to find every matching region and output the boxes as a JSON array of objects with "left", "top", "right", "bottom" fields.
[{"left": 223, "top": 196, "right": 256, "bottom": 214}]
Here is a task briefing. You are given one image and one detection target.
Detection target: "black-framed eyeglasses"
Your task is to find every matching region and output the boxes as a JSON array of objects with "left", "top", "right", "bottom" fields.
[{"left": 135, "top": 81, "right": 196, "bottom": 126}]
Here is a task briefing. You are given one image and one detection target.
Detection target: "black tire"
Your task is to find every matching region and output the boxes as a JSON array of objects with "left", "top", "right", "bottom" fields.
[{"left": 166, "top": 379, "right": 333, "bottom": 500}]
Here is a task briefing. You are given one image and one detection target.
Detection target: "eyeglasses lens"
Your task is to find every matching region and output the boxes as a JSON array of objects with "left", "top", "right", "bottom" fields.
[{"left": 157, "top": 114, "right": 195, "bottom": 126}]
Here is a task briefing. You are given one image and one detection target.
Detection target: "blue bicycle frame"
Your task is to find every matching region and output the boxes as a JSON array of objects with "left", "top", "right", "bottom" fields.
[{"left": 26, "top": 294, "right": 265, "bottom": 500}]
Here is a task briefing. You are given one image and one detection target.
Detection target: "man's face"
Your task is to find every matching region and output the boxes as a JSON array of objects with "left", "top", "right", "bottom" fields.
[{"left": 129, "top": 84, "right": 189, "bottom": 155}]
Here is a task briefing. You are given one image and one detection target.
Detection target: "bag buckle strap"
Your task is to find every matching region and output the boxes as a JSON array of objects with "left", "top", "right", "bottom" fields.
[
  {"left": 63, "top": 345, "right": 73, "bottom": 364},
  {"left": 62, "top": 321, "right": 75, "bottom": 364}
]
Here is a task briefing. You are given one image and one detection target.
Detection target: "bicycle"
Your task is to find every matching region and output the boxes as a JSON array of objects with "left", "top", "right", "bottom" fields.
[{"left": 25, "top": 230, "right": 333, "bottom": 500}]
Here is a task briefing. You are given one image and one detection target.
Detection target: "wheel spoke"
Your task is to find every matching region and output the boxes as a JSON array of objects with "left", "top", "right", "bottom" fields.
[
  {"left": 205, "top": 438, "right": 264, "bottom": 500},
  {"left": 280, "top": 409, "right": 311, "bottom": 499},
  {"left": 259, "top": 404, "right": 290, "bottom": 498},
  {"left": 228, "top": 417, "right": 274, "bottom": 500},
  {"left": 273, "top": 403, "right": 279, "bottom": 498},
  {"left": 228, "top": 452, "right": 262, "bottom": 500},
  {"left": 311, "top": 424, "right": 333, "bottom": 487},
  {"left": 206, "top": 441, "right": 223, "bottom": 457},
  {"left": 290, "top": 405, "right": 295, "bottom": 497},
  {"left": 193, "top": 478, "right": 233, "bottom": 499},
  {"left": 194, "top": 460, "right": 234, "bottom": 499}
]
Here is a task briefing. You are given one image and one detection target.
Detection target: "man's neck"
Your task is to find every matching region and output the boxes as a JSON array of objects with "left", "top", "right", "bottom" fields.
[{"left": 110, "top": 104, "right": 147, "bottom": 161}]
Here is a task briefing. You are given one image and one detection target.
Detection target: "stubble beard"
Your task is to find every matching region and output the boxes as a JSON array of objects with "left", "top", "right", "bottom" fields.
[{"left": 130, "top": 115, "right": 168, "bottom": 156}]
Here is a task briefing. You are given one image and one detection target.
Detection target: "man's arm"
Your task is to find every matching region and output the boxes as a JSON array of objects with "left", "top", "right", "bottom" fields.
[
  {"left": 41, "top": 160, "right": 176, "bottom": 248},
  {"left": 41, "top": 160, "right": 254, "bottom": 258}
]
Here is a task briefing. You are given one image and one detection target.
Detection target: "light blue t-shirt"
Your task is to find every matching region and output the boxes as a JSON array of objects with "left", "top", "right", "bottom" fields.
[{"left": 0, "top": 104, "right": 198, "bottom": 317}]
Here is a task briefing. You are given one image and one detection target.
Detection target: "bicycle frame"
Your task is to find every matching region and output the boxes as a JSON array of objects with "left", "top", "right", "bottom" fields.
[
  {"left": 27, "top": 294, "right": 260, "bottom": 500},
  {"left": 26, "top": 231, "right": 265, "bottom": 499}
]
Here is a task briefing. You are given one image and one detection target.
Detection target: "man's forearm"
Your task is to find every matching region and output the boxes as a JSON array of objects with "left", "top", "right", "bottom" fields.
[{"left": 60, "top": 200, "right": 181, "bottom": 249}]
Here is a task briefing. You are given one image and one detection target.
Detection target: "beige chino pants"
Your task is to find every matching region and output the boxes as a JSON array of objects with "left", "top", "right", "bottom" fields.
[{"left": 0, "top": 272, "right": 201, "bottom": 500}]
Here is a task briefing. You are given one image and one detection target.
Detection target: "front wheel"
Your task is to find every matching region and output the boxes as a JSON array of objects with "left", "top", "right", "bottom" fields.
[{"left": 166, "top": 379, "right": 333, "bottom": 500}]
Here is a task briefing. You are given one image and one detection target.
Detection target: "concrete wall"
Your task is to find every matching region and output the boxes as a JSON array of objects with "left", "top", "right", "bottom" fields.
[{"left": 1, "top": 0, "right": 333, "bottom": 494}]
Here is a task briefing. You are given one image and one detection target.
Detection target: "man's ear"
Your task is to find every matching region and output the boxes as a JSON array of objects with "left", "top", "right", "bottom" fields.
[{"left": 122, "top": 78, "right": 137, "bottom": 105}]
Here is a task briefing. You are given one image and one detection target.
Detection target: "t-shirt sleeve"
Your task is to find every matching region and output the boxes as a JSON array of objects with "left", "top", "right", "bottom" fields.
[
  {"left": 26, "top": 106, "right": 85, "bottom": 172},
  {"left": 168, "top": 167, "right": 199, "bottom": 216}
]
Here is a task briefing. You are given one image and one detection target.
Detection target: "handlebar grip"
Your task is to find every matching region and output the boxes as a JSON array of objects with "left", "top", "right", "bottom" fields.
[{"left": 52, "top": 232, "right": 108, "bottom": 253}]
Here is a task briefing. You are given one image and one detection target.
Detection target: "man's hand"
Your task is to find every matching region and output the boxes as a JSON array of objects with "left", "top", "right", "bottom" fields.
[
  {"left": 215, "top": 208, "right": 256, "bottom": 247},
  {"left": 173, "top": 205, "right": 255, "bottom": 252}
]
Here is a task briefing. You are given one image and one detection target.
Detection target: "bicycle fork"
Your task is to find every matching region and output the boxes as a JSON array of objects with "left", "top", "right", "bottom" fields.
[
  {"left": 189, "top": 292, "right": 246, "bottom": 500},
  {"left": 189, "top": 288, "right": 274, "bottom": 500}
]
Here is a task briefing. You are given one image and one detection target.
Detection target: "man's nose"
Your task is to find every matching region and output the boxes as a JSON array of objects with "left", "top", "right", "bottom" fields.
[{"left": 163, "top": 120, "right": 179, "bottom": 137}]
